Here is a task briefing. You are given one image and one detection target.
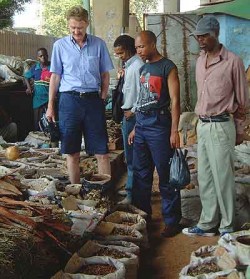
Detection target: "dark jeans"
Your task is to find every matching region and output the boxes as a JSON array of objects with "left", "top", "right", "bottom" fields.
[
  {"left": 132, "top": 111, "right": 182, "bottom": 225},
  {"left": 122, "top": 114, "right": 136, "bottom": 198}
]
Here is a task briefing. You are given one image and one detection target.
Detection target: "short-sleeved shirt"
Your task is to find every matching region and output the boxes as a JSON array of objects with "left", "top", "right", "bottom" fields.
[
  {"left": 50, "top": 34, "right": 114, "bottom": 92},
  {"left": 24, "top": 62, "right": 51, "bottom": 109},
  {"left": 122, "top": 55, "right": 144, "bottom": 111},
  {"left": 136, "top": 57, "right": 176, "bottom": 111}
]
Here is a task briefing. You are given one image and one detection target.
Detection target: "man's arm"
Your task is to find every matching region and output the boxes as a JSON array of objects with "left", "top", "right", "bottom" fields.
[
  {"left": 232, "top": 58, "right": 249, "bottom": 145},
  {"left": 46, "top": 73, "right": 60, "bottom": 122},
  {"left": 24, "top": 78, "right": 33, "bottom": 95},
  {"left": 100, "top": 71, "right": 110, "bottom": 100},
  {"left": 168, "top": 67, "right": 180, "bottom": 149}
]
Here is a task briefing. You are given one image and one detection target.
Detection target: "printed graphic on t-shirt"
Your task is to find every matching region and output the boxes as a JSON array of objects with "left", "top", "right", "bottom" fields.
[{"left": 138, "top": 70, "right": 163, "bottom": 111}]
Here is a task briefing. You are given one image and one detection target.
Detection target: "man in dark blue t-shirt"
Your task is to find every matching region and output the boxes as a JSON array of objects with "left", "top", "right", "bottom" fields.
[{"left": 129, "top": 30, "right": 181, "bottom": 237}]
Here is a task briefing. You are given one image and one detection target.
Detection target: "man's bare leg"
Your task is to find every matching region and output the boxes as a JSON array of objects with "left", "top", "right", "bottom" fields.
[
  {"left": 96, "top": 153, "right": 111, "bottom": 175},
  {"left": 67, "top": 152, "right": 80, "bottom": 183}
]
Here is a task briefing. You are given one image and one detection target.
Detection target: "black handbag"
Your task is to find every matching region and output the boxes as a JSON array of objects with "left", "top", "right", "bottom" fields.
[
  {"left": 39, "top": 113, "right": 60, "bottom": 142},
  {"left": 112, "top": 75, "right": 124, "bottom": 123}
]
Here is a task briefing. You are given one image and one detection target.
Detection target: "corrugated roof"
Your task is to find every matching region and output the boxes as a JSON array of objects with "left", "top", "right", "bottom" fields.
[{"left": 193, "top": 0, "right": 250, "bottom": 20}]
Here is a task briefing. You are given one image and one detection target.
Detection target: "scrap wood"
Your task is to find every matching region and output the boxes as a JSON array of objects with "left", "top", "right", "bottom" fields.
[
  {"left": 0, "top": 215, "right": 16, "bottom": 226},
  {"left": 3, "top": 176, "right": 28, "bottom": 190},
  {"left": 0, "top": 188, "right": 20, "bottom": 197},
  {"left": 0, "top": 197, "right": 49, "bottom": 215},
  {"left": 0, "top": 179, "right": 22, "bottom": 195},
  {"left": 42, "top": 220, "right": 71, "bottom": 233},
  {"left": 0, "top": 206, "right": 37, "bottom": 231}
]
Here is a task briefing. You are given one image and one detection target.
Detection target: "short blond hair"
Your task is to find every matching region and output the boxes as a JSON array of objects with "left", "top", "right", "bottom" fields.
[{"left": 66, "top": 5, "right": 88, "bottom": 22}]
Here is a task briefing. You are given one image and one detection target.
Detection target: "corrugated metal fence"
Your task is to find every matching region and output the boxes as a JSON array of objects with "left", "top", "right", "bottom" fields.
[{"left": 0, "top": 30, "right": 57, "bottom": 60}]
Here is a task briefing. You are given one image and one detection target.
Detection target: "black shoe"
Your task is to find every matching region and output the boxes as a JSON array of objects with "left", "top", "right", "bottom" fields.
[{"left": 161, "top": 225, "right": 181, "bottom": 238}]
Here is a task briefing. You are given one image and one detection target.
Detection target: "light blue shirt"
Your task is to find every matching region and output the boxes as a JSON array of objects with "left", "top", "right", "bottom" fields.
[
  {"left": 50, "top": 34, "right": 114, "bottom": 92},
  {"left": 122, "top": 55, "right": 144, "bottom": 112}
]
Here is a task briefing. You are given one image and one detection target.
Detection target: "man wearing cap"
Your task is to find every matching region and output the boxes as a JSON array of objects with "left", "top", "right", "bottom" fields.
[
  {"left": 46, "top": 6, "right": 114, "bottom": 183},
  {"left": 182, "top": 15, "right": 248, "bottom": 237}
]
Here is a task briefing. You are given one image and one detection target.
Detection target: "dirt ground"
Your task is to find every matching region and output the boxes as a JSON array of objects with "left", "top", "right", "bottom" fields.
[
  {"left": 138, "top": 193, "right": 218, "bottom": 279},
  {"left": 116, "top": 172, "right": 218, "bottom": 279}
]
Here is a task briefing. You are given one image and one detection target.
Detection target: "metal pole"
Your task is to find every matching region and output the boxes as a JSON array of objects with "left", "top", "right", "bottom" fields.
[{"left": 83, "top": 0, "right": 92, "bottom": 34}]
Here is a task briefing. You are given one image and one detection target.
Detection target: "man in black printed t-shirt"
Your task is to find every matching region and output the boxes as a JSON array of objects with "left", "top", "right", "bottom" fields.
[{"left": 128, "top": 30, "right": 181, "bottom": 237}]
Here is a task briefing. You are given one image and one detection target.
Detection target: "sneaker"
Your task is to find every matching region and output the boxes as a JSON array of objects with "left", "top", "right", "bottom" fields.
[
  {"left": 161, "top": 225, "right": 181, "bottom": 238},
  {"left": 182, "top": 226, "right": 216, "bottom": 237},
  {"left": 118, "top": 196, "right": 132, "bottom": 205},
  {"left": 219, "top": 231, "right": 231, "bottom": 237}
]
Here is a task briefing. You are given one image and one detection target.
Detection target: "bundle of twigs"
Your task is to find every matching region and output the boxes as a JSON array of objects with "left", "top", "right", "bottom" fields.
[
  {"left": 0, "top": 197, "right": 73, "bottom": 253},
  {"left": 0, "top": 227, "right": 35, "bottom": 279},
  {"left": 0, "top": 227, "right": 62, "bottom": 279}
]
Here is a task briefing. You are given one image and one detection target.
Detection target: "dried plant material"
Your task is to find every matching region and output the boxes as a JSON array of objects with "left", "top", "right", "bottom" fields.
[
  {"left": 214, "top": 246, "right": 228, "bottom": 257},
  {"left": 0, "top": 180, "right": 22, "bottom": 196},
  {"left": 94, "top": 222, "right": 115, "bottom": 236},
  {"left": 111, "top": 227, "right": 137, "bottom": 238},
  {"left": 193, "top": 246, "right": 217, "bottom": 259},
  {"left": 65, "top": 184, "right": 81, "bottom": 195},
  {"left": 217, "top": 252, "right": 236, "bottom": 270},
  {"left": 78, "top": 264, "right": 116, "bottom": 275},
  {"left": 61, "top": 196, "right": 78, "bottom": 211},
  {"left": 187, "top": 262, "right": 221, "bottom": 276},
  {"left": 5, "top": 146, "right": 20, "bottom": 161},
  {"left": 93, "top": 247, "right": 129, "bottom": 259}
]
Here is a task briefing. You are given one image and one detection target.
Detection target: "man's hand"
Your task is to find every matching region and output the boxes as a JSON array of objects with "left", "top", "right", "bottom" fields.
[
  {"left": 236, "top": 133, "right": 244, "bottom": 145},
  {"left": 128, "top": 128, "right": 135, "bottom": 145},
  {"left": 124, "top": 111, "right": 134, "bottom": 120},
  {"left": 26, "top": 88, "right": 33, "bottom": 95},
  {"left": 46, "top": 106, "right": 55, "bottom": 123},
  {"left": 170, "top": 130, "right": 180, "bottom": 149},
  {"left": 234, "top": 106, "right": 246, "bottom": 121}
]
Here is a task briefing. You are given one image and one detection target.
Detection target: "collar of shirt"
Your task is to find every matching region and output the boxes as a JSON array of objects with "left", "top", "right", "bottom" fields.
[
  {"left": 34, "top": 62, "right": 42, "bottom": 70},
  {"left": 34, "top": 62, "right": 50, "bottom": 71},
  {"left": 201, "top": 44, "right": 229, "bottom": 66},
  {"left": 70, "top": 34, "right": 88, "bottom": 48},
  {"left": 124, "top": 55, "right": 140, "bottom": 69}
]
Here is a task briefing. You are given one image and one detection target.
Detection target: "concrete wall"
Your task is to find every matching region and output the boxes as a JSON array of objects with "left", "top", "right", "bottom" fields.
[
  {"left": 92, "top": 0, "right": 125, "bottom": 81},
  {"left": 216, "top": 14, "right": 250, "bottom": 68},
  {"left": 92, "top": 0, "right": 142, "bottom": 81},
  {"left": 163, "top": 0, "right": 180, "bottom": 12},
  {"left": 145, "top": 13, "right": 200, "bottom": 111}
]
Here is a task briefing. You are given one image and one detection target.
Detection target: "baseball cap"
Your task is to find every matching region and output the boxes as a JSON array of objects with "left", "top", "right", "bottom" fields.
[{"left": 191, "top": 15, "right": 220, "bottom": 36}]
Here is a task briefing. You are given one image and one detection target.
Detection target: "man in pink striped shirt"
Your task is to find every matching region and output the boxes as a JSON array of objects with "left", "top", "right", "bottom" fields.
[{"left": 183, "top": 15, "right": 249, "bottom": 237}]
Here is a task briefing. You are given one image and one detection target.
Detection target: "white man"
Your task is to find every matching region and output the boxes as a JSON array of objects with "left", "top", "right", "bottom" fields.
[{"left": 46, "top": 5, "right": 114, "bottom": 183}]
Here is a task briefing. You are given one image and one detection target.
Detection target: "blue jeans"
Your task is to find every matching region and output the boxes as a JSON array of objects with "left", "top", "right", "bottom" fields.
[
  {"left": 132, "top": 111, "right": 182, "bottom": 226},
  {"left": 122, "top": 115, "right": 136, "bottom": 198}
]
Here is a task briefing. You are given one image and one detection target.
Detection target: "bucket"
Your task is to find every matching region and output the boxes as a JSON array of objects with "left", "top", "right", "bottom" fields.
[
  {"left": 81, "top": 174, "right": 112, "bottom": 194},
  {"left": 235, "top": 234, "right": 250, "bottom": 265}
]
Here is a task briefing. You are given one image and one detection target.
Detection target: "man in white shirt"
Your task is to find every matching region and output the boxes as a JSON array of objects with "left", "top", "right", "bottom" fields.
[{"left": 114, "top": 35, "right": 144, "bottom": 204}]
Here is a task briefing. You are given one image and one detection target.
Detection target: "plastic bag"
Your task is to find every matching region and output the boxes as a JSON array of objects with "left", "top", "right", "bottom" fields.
[{"left": 169, "top": 148, "right": 190, "bottom": 189}]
